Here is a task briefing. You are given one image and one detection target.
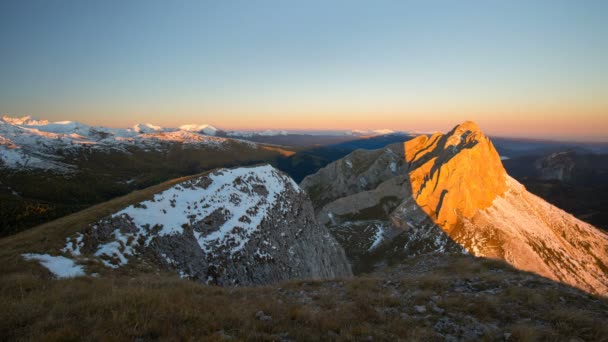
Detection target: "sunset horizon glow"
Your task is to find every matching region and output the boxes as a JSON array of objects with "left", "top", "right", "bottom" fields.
[{"left": 1, "top": 0, "right": 606, "bottom": 142}]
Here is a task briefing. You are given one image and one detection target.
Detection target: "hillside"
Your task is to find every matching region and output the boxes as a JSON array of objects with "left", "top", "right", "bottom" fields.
[
  {"left": 1, "top": 252, "right": 607, "bottom": 340},
  {"left": 7, "top": 165, "right": 350, "bottom": 286},
  {"left": 503, "top": 151, "right": 608, "bottom": 231},
  {"left": 301, "top": 121, "right": 608, "bottom": 295},
  {"left": 0, "top": 116, "right": 294, "bottom": 236},
  {"left": 275, "top": 133, "right": 415, "bottom": 183}
]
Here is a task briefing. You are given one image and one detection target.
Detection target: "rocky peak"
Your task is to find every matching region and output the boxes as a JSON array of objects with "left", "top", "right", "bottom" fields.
[
  {"left": 301, "top": 121, "right": 608, "bottom": 295},
  {"left": 404, "top": 121, "right": 507, "bottom": 231}
]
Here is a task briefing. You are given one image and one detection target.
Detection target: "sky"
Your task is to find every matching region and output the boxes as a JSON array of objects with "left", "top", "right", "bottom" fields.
[{"left": 0, "top": 0, "right": 607, "bottom": 141}]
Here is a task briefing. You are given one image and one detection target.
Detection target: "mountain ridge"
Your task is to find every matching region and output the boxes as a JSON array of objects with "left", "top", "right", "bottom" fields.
[
  {"left": 301, "top": 121, "right": 608, "bottom": 295},
  {"left": 17, "top": 164, "right": 352, "bottom": 285}
]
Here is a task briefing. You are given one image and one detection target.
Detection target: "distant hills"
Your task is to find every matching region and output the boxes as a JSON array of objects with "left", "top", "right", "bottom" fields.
[{"left": 0, "top": 116, "right": 295, "bottom": 235}]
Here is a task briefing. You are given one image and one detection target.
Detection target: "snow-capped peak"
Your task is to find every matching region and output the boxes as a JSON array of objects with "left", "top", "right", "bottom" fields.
[
  {"left": 259, "top": 129, "right": 288, "bottom": 136},
  {"left": 179, "top": 124, "right": 219, "bottom": 136},
  {"left": 1, "top": 115, "right": 49, "bottom": 126},
  {"left": 371, "top": 129, "right": 395, "bottom": 135},
  {"left": 0, "top": 116, "right": 236, "bottom": 172},
  {"left": 226, "top": 129, "right": 288, "bottom": 137},
  {"left": 346, "top": 129, "right": 397, "bottom": 136},
  {"left": 132, "top": 123, "right": 163, "bottom": 134}
]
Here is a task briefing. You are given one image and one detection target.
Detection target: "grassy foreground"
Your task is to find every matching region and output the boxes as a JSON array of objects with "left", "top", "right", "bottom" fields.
[{"left": 1, "top": 254, "right": 607, "bottom": 341}]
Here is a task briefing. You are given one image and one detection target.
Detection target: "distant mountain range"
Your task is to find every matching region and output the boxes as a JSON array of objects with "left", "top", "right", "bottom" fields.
[
  {"left": 0, "top": 116, "right": 418, "bottom": 170},
  {"left": 0, "top": 116, "right": 296, "bottom": 235}
]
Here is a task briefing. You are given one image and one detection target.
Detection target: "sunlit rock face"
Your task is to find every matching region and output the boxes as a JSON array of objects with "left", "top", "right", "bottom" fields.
[
  {"left": 398, "top": 122, "right": 608, "bottom": 295},
  {"left": 302, "top": 121, "right": 608, "bottom": 295},
  {"left": 403, "top": 121, "right": 508, "bottom": 232}
]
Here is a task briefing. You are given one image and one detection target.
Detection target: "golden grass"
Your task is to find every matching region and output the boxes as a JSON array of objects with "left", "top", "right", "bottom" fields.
[
  {"left": 0, "top": 166, "right": 297, "bottom": 281},
  {"left": 1, "top": 255, "right": 608, "bottom": 341},
  {"left": 260, "top": 145, "right": 296, "bottom": 157},
  {"left": 0, "top": 172, "right": 206, "bottom": 255}
]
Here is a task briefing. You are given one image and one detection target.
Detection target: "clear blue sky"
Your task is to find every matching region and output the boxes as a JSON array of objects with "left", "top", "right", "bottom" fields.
[{"left": 1, "top": 0, "right": 606, "bottom": 140}]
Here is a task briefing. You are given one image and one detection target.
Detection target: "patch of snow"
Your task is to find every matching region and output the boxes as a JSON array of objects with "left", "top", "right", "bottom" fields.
[
  {"left": 348, "top": 129, "right": 396, "bottom": 136},
  {"left": 372, "top": 129, "right": 395, "bottom": 135},
  {"left": 94, "top": 229, "right": 139, "bottom": 267},
  {"left": 359, "top": 177, "right": 368, "bottom": 187},
  {"left": 62, "top": 233, "right": 84, "bottom": 256},
  {"left": 132, "top": 123, "right": 163, "bottom": 133},
  {"left": 1, "top": 115, "right": 48, "bottom": 126},
  {"left": 369, "top": 223, "right": 387, "bottom": 251},
  {"left": 0, "top": 115, "right": 257, "bottom": 172},
  {"left": 433, "top": 230, "right": 447, "bottom": 253},
  {"left": 389, "top": 161, "right": 397, "bottom": 173},
  {"left": 161, "top": 253, "right": 177, "bottom": 265},
  {"left": 328, "top": 212, "right": 336, "bottom": 225},
  {"left": 179, "top": 124, "right": 219, "bottom": 136},
  {"left": 259, "top": 129, "right": 288, "bottom": 136},
  {"left": 227, "top": 129, "right": 288, "bottom": 137},
  {"left": 0, "top": 145, "right": 74, "bottom": 172},
  {"left": 227, "top": 131, "right": 255, "bottom": 138},
  {"left": 500, "top": 156, "right": 510, "bottom": 160},
  {"left": 22, "top": 253, "right": 85, "bottom": 278},
  {"left": 345, "top": 159, "right": 353, "bottom": 168},
  {"left": 89, "top": 165, "right": 299, "bottom": 267},
  {"left": 254, "top": 248, "right": 273, "bottom": 260}
]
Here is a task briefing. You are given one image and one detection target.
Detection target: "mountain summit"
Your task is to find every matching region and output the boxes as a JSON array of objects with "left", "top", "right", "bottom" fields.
[
  {"left": 302, "top": 121, "right": 608, "bottom": 295},
  {"left": 402, "top": 120, "right": 508, "bottom": 231}
]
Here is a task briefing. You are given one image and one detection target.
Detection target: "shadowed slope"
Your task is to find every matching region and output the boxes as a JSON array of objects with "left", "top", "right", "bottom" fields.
[
  {"left": 397, "top": 121, "right": 608, "bottom": 295},
  {"left": 302, "top": 121, "right": 608, "bottom": 295}
]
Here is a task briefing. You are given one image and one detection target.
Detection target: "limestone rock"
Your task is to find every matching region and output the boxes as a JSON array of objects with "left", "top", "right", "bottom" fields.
[
  {"left": 301, "top": 121, "right": 608, "bottom": 295},
  {"left": 402, "top": 120, "right": 507, "bottom": 232},
  {"left": 534, "top": 151, "right": 576, "bottom": 182},
  {"left": 64, "top": 165, "right": 352, "bottom": 285}
]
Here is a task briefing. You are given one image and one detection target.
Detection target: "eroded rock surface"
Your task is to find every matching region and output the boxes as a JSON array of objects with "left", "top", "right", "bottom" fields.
[
  {"left": 63, "top": 165, "right": 352, "bottom": 285},
  {"left": 301, "top": 121, "right": 608, "bottom": 295}
]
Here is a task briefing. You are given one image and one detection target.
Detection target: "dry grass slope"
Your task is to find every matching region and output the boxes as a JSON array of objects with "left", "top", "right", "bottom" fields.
[
  {"left": 0, "top": 170, "right": 221, "bottom": 280},
  {"left": 1, "top": 254, "right": 607, "bottom": 341}
]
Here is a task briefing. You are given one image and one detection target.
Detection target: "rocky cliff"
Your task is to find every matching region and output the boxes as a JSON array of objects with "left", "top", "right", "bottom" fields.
[
  {"left": 53, "top": 165, "right": 352, "bottom": 285},
  {"left": 534, "top": 151, "right": 577, "bottom": 182},
  {"left": 301, "top": 121, "right": 608, "bottom": 295}
]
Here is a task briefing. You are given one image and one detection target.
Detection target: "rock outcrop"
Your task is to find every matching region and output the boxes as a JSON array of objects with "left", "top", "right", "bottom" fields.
[
  {"left": 402, "top": 121, "right": 507, "bottom": 231},
  {"left": 300, "top": 147, "right": 407, "bottom": 212},
  {"left": 301, "top": 121, "right": 608, "bottom": 295},
  {"left": 62, "top": 165, "right": 352, "bottom": 285},
  {"left": 535, "top": 151, "right": 576, "bottom": 182}
]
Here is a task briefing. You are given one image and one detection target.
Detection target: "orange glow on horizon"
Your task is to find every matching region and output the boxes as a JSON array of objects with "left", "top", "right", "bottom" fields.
[{"left": 20, "top": 104, "right": 608, "bottom": 142}]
